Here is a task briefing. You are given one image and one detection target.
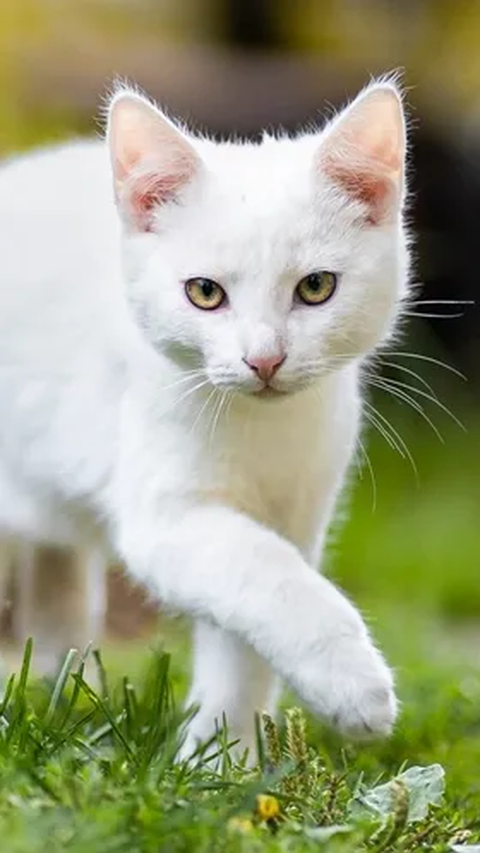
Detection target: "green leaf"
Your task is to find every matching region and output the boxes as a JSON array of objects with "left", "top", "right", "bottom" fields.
[
  {"left": 349, "top": 764, "right": 445, "bottom": 823},
  {"left": 304, "top": 824, "right": 355, "bottom": 841},
  {"left": 451, "top": 847, "right": 480, "bottom": 852}
]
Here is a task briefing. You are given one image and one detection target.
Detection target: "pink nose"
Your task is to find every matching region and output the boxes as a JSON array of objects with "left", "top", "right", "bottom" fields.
[{"left": 243, "top": 352, "right": 286, "bottom": 382}]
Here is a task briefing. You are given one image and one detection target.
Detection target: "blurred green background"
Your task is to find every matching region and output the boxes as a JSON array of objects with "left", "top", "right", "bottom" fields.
[{"left": 1, "top": 0, "right": 479, "bottom": 677}]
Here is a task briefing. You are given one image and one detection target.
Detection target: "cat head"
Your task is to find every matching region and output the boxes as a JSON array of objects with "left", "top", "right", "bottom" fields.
[{"left": 107, "top": 78, "right": 409, "bottom": 397}]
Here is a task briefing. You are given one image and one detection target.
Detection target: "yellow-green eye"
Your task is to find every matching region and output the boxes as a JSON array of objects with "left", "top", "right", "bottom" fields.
[
  {"left": 185, "top": 277, "right": 226, "bottom": 311},
  {"left": 295, "top": 271, "right": 337, "bottom": 306}
]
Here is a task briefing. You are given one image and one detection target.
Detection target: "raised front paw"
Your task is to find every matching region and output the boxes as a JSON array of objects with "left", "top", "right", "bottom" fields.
[
  {"left": 294, "top": 634, "right": 398, "bottom": 739},
  {"left": 329, "top": 641, "right": 397, "bottom": 738}
]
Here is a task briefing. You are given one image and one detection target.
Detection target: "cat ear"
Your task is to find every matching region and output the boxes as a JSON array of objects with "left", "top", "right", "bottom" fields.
[
  {"left": 107, "top": 90, "right": 201, "bottom": 232},
  {"left": 317, "top": 82, "right": 406, "bottom": 224}
]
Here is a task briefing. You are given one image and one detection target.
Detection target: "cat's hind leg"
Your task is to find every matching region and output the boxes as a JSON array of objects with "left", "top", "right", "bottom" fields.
[
  {"left": 0, "top": 540, "right": 13, "bottom": 617},
  {"left": 13, "top": 543, "right": 107, "bottom": 680},
  {"left": 0, "top": 540, "right": 15, "bottom": 681},
  {"left": 180, "top": 619, "right": 281, "bottom": 764}
]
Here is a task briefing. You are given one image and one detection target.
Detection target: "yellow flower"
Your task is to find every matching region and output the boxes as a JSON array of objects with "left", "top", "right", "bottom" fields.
[
  {"left": 256, "top": 794, "right": 280, "bottom": 822},
  {"left": 228, "top": 817, "right": 254, "bottom": 834}
]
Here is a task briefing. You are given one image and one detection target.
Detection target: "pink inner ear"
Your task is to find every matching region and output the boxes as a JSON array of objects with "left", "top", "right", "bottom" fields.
[
  {"left": 324, "top": 157, "right": 395, "bottom": 225},
  {"left": 121, "top": 154, "right": 198, "bottom": 232}
]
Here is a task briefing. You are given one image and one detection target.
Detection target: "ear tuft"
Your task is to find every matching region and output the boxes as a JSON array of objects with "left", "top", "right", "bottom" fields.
[
  {"left": 107, "top": 90, "right": 201, "bottom": 232},
  {"left": 317, "top": 83, "right": 406, "bottom": 224}
]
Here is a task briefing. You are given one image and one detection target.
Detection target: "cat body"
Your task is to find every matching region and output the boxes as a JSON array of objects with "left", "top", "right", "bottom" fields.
[{"left": 0, "top": 80, "right": 408, "bottom": 756}]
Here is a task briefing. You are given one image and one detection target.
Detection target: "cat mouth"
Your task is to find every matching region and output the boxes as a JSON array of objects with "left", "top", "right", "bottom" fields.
[{"left": 253, "top": 386, "right": 289, "bottom": 400}]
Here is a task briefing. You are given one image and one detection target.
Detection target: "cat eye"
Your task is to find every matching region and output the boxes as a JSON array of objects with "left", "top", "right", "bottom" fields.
[
  {"left": 295, "top": 271, "right": 337, "bottom": 306},
  {"left": 185, "top": 277, "right": 226, "bottom": 311}
]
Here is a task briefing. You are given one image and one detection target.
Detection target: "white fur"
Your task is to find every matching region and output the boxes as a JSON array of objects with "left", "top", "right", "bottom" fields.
[{"left": 0, "top": 79, "right": 409, "bottom": 756}]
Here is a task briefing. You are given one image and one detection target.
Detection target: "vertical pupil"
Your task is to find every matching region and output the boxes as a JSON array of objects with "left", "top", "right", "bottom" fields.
[
  {"left": 202, "top": 280, "right": 214, "bottom": 298},
  {"left": 309, "top": 274, "right": 321, "bottom": 291}
]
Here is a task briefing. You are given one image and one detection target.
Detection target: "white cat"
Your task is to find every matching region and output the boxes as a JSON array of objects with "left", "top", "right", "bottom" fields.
[{"left": 0, "top": 77, "right": 409, "bottom": 757}]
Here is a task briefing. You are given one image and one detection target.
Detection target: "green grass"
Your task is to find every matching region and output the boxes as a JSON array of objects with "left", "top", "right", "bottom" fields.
[
  {"left": 1, "top": 371, "right": 479, "bottom": 852},
  {"left": 1, "top": 629, "right": 479, "bottom": 853}
]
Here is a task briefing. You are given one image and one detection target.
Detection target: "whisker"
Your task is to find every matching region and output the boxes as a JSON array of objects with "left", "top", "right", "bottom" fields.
[
  {"left": 159, "top": 369, "right": 206, "bottom": 393},
  {"left": 404, "top": 311, "right": 466, "bottom": 320},
  {"left": 364, "top": 408, "right": 402, "bottom": 459},
  {"left": 364, "top": 400, "right": 419, "bottom": 482},
  {"left": 356, "top": 438, "right": 377, "bottom": 512},
  {"left": 208, "top": 391, "right": 228, "bottom": 451},
  {"left": 364, "top": 403, "right": 405, "bottom": 457},
  {"left": 161, "top": 378, "right": 211, "bottom": 417},
  {"left": 225, "top": 391, "right": 235, "bottom": 425},
  {"left": 386, "top": 351, "right": 467, "bottom": 381},
  {"left": 376, "top": 377, "right": 465, "bottom": 431},
  {"left": 375, "top": 359, "right": 438, "bottom": 398},
  {"left": 189, "top": 387, "right": 217, "bottom": 436},
  {"left": 408, "top": 299, "right": 475, "bottom": 306},
  {"left": 370, "top": 377, "right": 445, "bottom": 443}
]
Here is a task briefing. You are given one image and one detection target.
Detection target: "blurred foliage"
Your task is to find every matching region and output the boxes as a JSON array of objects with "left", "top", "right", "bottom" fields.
[
  {"left": 279, "top": 0, "right": 480, "bottom": 109},
  {"left": 334, "top": 398, "right": 480, "bottom": 620},
  {"left": 0, "top": 0, "right": 217, "bottom": 150},
  {"left": 2, "top": 0, "right": 480, "bottom": 150}
]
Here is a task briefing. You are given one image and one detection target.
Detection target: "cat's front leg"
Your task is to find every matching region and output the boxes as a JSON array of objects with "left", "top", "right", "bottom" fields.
[
  {"left": 180, "top": 619, "right": 281, "bottom": 763},
  {"left": 116, "top": 502, "right": 397, "bottom": 742}
]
